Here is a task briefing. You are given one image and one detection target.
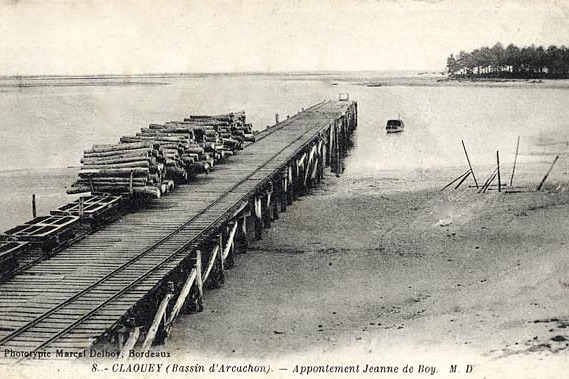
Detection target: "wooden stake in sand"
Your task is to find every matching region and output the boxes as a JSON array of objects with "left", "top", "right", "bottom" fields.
[
  {"left": 31, "top": 194, "right": 37, "bottom": 218},
  {"left": 478, "top": 167, "right": 498, "bottom": 194},
  {"left": 455, "top": 170, "right": 472, "bottom": 189},
  {"left": 496, "top": 150, "right": 501, "bottom": 192},
  {"left": 441, "top": 169, "right": 471, "bottom": 191},
  {"left": 509, "top": 136, "right": 520, "bottom": 187},
  {"left": 536, "top": 155, "right": 560, "bottom": 191},
  {"left": 462, "top": 140, "right": 478, "bottom": 188}
]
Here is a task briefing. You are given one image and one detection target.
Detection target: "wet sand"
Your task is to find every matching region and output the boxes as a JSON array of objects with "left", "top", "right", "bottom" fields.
[{"left": 164, "top": 163, "right": 569, "bottom": 378}]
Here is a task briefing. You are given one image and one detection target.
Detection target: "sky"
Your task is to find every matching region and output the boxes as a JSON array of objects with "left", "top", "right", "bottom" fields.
[{"left": 0, "top": 0, "right": 568, "bottom": 75}]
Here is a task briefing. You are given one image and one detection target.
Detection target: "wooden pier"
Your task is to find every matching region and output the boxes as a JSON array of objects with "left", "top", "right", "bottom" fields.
[{"left": 0, "top": 99, "right": 357, "bottom": 361}]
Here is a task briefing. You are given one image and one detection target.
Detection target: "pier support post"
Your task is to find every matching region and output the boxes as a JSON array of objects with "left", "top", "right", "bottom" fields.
[
  {"left": 263, "top": 192, "right": 271, "bottom": 229},
  {"left": 280, "top": 175, "right": 288, "bottom": 212},
  {"left": 119, "top": 326, "right": 141, "bottom": 359},
  {"left": 203, "top": 244, "right": 224, "bottom": 290},
  {"left": 184, "top": 251, "right": 204, "bottom": 311},
  {"left": 286, "top": 166, "right": 294, "bottom": 205},
  {"left": 317, "top": 140, "right": 325, "bottom": 181},
  {"left": 254, "top": 197, "right": 263, "bottom": 240},
  {"left": 271, "top": 181, "right": 280, "bottom": 220},
  {"left": 245, "top": 200, "right": 256, "bottom": 242},
  {"left": 224, "top": 224, "right": 236, "bottom": 269},
  {"left": 164, "top": 266, "right": 198, "bottom": 336},
  {"left": 141, "top": 281, "right": 174, "bottom": 351},
  {"left": 234, "top": 215, "right": 248, "bottom": 254}
]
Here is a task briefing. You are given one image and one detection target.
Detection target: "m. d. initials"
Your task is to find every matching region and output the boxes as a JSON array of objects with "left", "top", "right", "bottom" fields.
[{"left": 449, "top": 364, "right": 473, "bottom": 374}]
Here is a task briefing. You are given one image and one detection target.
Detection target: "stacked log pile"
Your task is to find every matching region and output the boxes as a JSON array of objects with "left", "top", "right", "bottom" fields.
[
  {"left": 68, "top": 142, "right": 166, "bottom": 198},
  {"left": 184, "top": 111, "right": 255, "bottom": 149},
  {"left": 67, "top": 111, "right": 253, "bottom": 198}
]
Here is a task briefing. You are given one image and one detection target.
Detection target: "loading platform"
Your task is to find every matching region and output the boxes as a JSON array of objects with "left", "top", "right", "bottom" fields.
[{"left": 0, "top": 99, "right": 357, "bottom": 361}]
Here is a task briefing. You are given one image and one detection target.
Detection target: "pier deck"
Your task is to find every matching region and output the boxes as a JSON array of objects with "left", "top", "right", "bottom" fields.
[{"left": 0, "top": 99, "right": 357, "bottom": 358}]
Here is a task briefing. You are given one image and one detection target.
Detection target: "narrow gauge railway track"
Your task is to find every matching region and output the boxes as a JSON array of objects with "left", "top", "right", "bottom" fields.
[
  {"left": 2, "top": 101, "right": 327, "bottom": 280},
  {"left": 0, "top": 100, "right": 349, "bottom": 358}
]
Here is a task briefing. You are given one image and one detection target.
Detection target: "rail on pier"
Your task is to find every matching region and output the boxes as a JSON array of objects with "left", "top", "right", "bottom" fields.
[{"left": 0, "top": 99, "right": 357, "bottom": 362}]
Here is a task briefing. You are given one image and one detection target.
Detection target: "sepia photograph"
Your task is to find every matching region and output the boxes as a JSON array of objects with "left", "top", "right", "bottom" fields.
[{"left": 0, "top": 0, "right": 568, "bottom": 378}]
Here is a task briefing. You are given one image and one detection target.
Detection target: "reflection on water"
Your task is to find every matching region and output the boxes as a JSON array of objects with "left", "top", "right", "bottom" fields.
[
  {"left": 343, "top": 84, "right": 569, "bottom": 192},
  {"left": 1, "top": 74, "right": 568, "bottom": 228}
]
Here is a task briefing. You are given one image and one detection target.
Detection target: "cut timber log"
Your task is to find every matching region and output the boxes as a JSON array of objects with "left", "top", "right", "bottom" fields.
[
  {"left": 80, "top": 161, "right": 151, "bottom": 170},
  {"left": 75, "top": 177, "right": 148, "bottom": 185},
  {"left": 86, "top": 142, "right": 152, "bottom": 154},
  {"left": 81, "top": 155, "right": 156, "bottom": 165},
  {"left": 83, "top": 148, "right": 154, "bottom": 159},
  {"left": 78, "top": 168, "right": 149, "bottom": 178},
  {"left": 121, "top": 136, "right": 189, "bottom": 144},
  {"left": 244, "top": 134, "right": 256, "bottom": 142},
  {"left": 67, "top": 185, "right": 161, "bottom": 197}
]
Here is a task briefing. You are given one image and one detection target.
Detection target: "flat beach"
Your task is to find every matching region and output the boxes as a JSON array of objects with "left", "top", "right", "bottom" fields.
[
  {"left": 163, "top": 160, "right": 569, "bottom": 377},
  {"left": 1, "top": 75, "right": 568, "bottom": 379}
]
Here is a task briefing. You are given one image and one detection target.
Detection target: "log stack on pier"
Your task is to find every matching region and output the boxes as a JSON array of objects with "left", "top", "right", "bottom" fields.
[
  {"left": 67, "top": 111, "right": 253, "bottom": 198},
  {"left": 0, "top": 99, "right": 358, "bottom": 359}
]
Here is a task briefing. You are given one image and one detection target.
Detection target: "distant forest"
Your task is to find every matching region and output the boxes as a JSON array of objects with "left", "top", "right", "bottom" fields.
[{"left": 446, "top": 43, "right": 569, "bottom": 79}]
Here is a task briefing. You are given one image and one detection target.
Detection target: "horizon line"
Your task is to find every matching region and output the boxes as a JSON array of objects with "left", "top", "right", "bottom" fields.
[{"left": 0, "top": 69, "right": 446, "bottom": 79}]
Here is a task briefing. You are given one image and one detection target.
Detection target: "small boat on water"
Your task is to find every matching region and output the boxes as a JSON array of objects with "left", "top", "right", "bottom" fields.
[{"left": 386, "top": 118, "right": 405, "bottom": 133}]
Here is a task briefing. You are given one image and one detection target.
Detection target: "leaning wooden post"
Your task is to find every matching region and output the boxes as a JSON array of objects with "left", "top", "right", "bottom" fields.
[
  {"left": 509, "top": 136, "right": 520, "bottom": 187},
  {"left": 536, "top": 155, "right": 560, "bottom": 191},
  {"left": 441, "top": 169, "right": 471, "bottom": 191},
  {"left": 140, "top": 282, "right": 174, "bottom": 352},
  {"left": 120, "top": 326, "right": 141, "bottom": 360},
  {"left": 454, "top": 170, "right": 472, "bottom": 189},
  {"left": 224, "top": 224, "right": 236, "bottom": 269},
  {"left": 32, "top": 194, "right": 37, "bottom": 218},
  {"left": 167, "top": 267, "right": 197, "bottom": 322},
  {"left": 496, "top": 150, "right": 501, "bottom": 192},
  {"left": 462, "top": 140, "right": 478, "bottom": 188}
]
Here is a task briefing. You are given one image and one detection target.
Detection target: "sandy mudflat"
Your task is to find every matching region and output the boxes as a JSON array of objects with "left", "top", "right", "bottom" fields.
[{"left": 163, "top": 165, "right": 569, "bottom": 378}]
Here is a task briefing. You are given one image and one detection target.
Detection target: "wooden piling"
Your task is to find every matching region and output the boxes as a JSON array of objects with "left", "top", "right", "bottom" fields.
[
  {"left": 120, "top": 327, "right": 140, "bottom": 359},
  {"left": 286, "top": 166, "right": 294, "bottom": 205},
  {"left": 509, "top": 136, "right": 520, "bottom": 187},
  {"left": 455, "top": 170, "right": 472, "bottom": 189},
  {"left": 254, "top": 197, "right": 263, "bottom": 240},
  {"left": 461, "top": 140, "right": 478, "bottom": 188},
  {"left": 280, "top": 176, "right": 288, "bottom": 212},
  {"left": 32, "top": 194, "right": 37, "bottom": 218},
  {"left": 140, "top": 282, "right": 174, "bottom": 352},
  {"left": 496, "top": 150, "right": 501, "bottom": 192},
  {"left": 263, "top": 193, "right": 271, "bottom": 228},
  {"left": 441, "top": 169, "right": 471, "bottom": 191},
  {"left": 536, "top": 155, "right": 560, "bottom": 191},
  {"left": 165, "top": 268, "right": 197, "bottom": 331},
  {"left": 0, "top": 100, "right": 358, "bottom": 356}
]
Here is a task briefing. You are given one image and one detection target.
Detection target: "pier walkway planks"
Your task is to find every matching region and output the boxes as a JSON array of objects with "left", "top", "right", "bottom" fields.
[{"left": 0, "top": 100, "right": 355, "bottom": 356}]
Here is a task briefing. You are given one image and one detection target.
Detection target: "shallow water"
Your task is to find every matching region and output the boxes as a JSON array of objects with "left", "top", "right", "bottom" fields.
[{"left": 1, "top": 74, "right": 568, "bottom": 229}]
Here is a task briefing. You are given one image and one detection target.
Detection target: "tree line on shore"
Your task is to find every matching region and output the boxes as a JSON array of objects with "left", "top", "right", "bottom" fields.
[{"left": 446, "top": 43, "right": 569, "bottom": 79}]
